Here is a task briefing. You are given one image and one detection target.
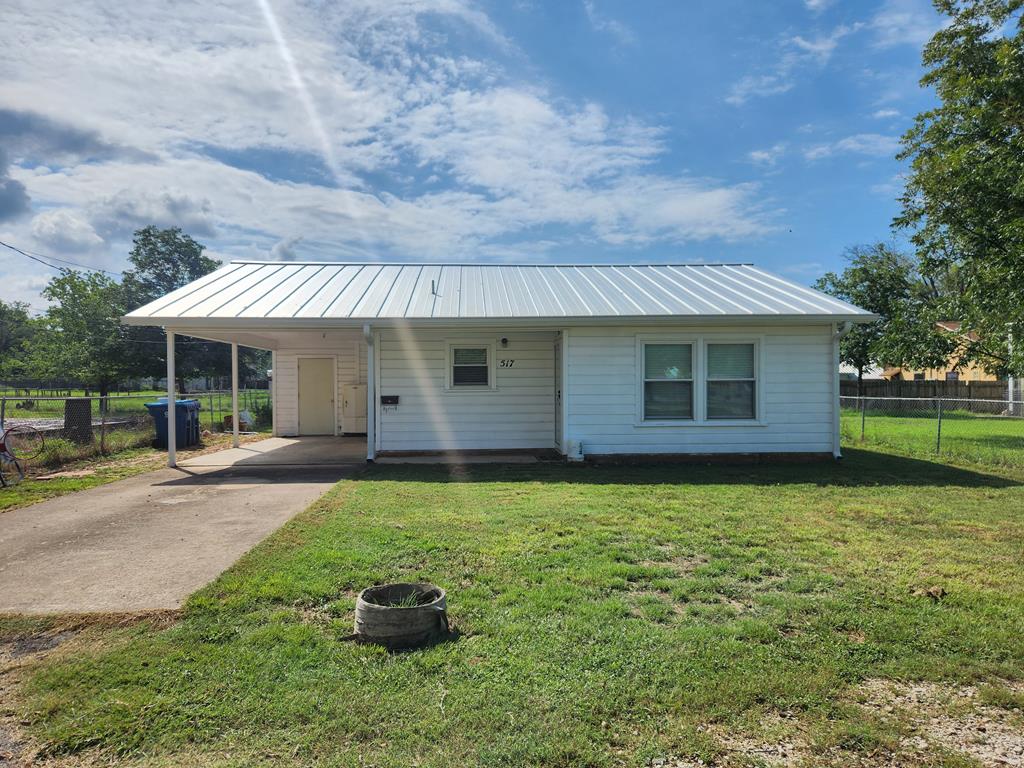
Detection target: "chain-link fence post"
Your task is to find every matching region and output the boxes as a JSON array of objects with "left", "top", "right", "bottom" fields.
[
  {"left": 0, "top": 397, "right": 5, "bottom": 431},
  {"left": 936, "top": 398, "right": 943, "bottom": 455}
]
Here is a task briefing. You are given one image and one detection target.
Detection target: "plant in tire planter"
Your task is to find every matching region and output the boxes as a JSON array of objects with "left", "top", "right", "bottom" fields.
[{"left": 354, "top": 583, "right": 448, "bottom": 650}]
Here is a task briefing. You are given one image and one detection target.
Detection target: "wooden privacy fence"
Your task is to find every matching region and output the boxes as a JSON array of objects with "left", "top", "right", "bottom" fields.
[{"left": 840, "top": 380, "right": 1009, "bottom": 400}]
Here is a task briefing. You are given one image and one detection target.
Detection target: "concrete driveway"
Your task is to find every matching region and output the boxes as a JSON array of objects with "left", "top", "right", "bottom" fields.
[{"left": 0, "top": 438, "right": 360, "bottom": 614}]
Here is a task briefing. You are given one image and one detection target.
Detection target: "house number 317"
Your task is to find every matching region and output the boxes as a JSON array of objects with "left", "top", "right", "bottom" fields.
[{"left": 498, "top": 359, "right": 515, "bottom": 368}]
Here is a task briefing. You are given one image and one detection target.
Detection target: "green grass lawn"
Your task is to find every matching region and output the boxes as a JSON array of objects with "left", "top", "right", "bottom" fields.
[
  {"left": 842, "top": 407, "right": 1024, "bottom": 469},
  {"left": 5, "top": 448, "right": 1024, "bottom": 767}
]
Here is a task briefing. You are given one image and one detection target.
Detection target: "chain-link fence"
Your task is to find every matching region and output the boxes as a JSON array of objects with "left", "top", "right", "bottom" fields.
[
  {"left": 840, "top": 396, "right": 1024, "bottom": 469},
  {"left": 0, "top": 389, "right": 272, "bottom": 472}
]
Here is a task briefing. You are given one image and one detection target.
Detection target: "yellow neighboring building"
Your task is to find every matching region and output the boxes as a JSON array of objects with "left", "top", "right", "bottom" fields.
[{"left": 884, "top": 322, "right": 1001, "bottom": 382}]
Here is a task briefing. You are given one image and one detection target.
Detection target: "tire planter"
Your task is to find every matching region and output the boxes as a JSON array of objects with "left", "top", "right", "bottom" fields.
[{"left": 354, "top": 583, "right": 448, "bottom": 650}]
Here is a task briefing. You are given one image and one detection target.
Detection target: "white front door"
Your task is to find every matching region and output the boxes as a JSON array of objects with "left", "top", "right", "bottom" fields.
[{"left": 298, "top": 357, "right": 335, "bottom": 435}]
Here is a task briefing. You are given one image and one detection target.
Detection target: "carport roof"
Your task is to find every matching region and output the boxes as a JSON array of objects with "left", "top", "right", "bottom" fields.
[{"left": 123, "top": 261, "right": 874, "bottom": 327}]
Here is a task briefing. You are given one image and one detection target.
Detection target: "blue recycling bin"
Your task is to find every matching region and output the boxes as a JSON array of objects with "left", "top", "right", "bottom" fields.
[{"left": 145, "top": 399, "right": 201, "bottom": 449}]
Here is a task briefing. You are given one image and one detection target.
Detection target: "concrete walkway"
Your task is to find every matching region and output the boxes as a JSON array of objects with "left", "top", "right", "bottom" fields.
[{"left": 0, "top": 440, "right": 360, "bottom": 615}]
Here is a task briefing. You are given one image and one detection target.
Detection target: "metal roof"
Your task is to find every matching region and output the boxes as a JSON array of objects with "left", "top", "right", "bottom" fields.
[{"left": 123, "top": 261, "right": 874, "bottom": 326}]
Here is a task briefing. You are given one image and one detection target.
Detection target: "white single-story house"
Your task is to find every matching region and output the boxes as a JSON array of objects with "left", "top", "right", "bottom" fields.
[{"left": 123, "top": 262, "right": 874, "bottom": 464}]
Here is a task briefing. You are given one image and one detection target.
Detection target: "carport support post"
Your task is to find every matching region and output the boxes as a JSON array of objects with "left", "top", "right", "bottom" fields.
[
  {"left": 231, "top": 342, "right": 240, "bottom": 448},
  {"left": 166, "top": 329, "right": 176, "bottom": 468},
  {"left": 364, "top": 323, "right": 375, "bottom": 462}
]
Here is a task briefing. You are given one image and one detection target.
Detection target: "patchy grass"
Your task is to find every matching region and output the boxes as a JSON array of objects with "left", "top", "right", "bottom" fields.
[
  {"left": 0, "top": 432, "right": 268, "bottom": 513},
  {"left": 0, "top": 390, "right": 270, "bottom": 424},
  {"left": 35, "top": 426, "right": 156, "bottom": 468},
  {"left": 5, "top": 447, "right": 1024, "bottom": 767},
  {"left": 842, "top": 407, "right": 1024, "bottom": 469}
]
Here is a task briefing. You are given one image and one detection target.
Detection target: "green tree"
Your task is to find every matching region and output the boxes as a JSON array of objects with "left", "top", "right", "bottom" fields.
[
  {"left": 0, "top": 300, "right": 35, "bottom": 378},
  {"left": 121, "top": 226, "right": 268, "bottom": 390},
  {"left": 815, "top": 244, "right": 954, "bottom": 389},
  {"left": 33, "top": 271, "right": 133, "bottom": 396},
  {"left": 896, "top": 0, "right": 1024, "bottom": 376},
  {"left": 121, "top": 226, "right": 220, "bottom": 300},
  {"left": 121, "top": 226, "right": 226, "bottom": 390}
]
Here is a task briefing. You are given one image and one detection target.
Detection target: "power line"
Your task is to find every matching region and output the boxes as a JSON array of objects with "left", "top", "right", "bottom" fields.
[{"left": 0, "top": 239, "right": 123, "bottom": 276}]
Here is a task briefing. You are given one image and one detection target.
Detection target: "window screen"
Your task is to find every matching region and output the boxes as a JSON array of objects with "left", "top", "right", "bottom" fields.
[
  {"left": 707, "top": 343, "right": 755, "bottom": 419},
  {"left": 452, "top": 347, "right": 489, "bottom": 386},
  {"left": 643, "top": 343, "right": 692, "bottom": 420}
]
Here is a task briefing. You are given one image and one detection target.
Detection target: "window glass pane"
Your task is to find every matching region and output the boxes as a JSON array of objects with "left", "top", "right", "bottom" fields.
[
  {"left": 707, "top": 381, "right": 755, "bottom": 419},
  {"left": 453, "top": 365, "right": 488, "bottom": 386},
  {"left": 644, "top": 381, "right": 693, "bottom": 420},
  {"left": 707, "top": 343, "right": 754, "bottom": 379},
  {"left": 454, "top": 347, "right": 487, "bottom": 365},
  {"left": 644, "top": 344, "right": 692, "bottom": 380}
]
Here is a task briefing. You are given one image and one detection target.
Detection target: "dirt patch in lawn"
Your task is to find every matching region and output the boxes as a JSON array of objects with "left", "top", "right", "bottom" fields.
[
  {"left": 652, "top": 710, "right": 904, "bottom": 768},
  {"left": 32, "top": 470, "right": 97, "bottom": 481},
  {"left": 642, "top": 553, "right": 710, "bottom": 576},
  {"left": 855, "top": 678, "right": 1024, "bottom": 767},
  {"left": 649, "top": 678, "right": 1024, "bottom": 767}
]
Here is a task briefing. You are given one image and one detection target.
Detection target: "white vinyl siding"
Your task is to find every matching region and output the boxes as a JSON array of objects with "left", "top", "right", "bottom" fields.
[
  {"left": 273, "top": 331, "right": 367, "bottom": 436},
  {"left": 377, "top": 330, "right": 556, "bottom": 451},
  {"left": 568, "top": 324, "right": 833, "bottom": 455}
]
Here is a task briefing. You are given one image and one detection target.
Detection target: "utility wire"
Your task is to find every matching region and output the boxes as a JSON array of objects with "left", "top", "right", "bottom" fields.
[
  {"left": 0, "top": 239, "right": 123, "bottom": 276},
  {"left": 2, "top": 241, "right": 252, "bottom": 348}
]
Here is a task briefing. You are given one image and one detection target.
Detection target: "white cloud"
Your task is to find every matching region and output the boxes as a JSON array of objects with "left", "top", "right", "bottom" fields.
[
  {"left": 89, "top": 189, "right": 217, "bottom": 239},
  {"left": 872, "top": 108, "right": 901, "bottom": 119},
  {"left": 582, "top": 0, "right": 636, "bottom": 45},
  {"left": 727, "top": 24, "right": 861, "bottom": 105},
  {"left": 29, "top": 209, "right": 103, "bottom": 252},
  {"left": 790, "top": 24, "right": 862, "bottom": 64},
  {"left": 0, "top": 0, "right": 778, "bottom": 290},
  {"left": 747, "top": 143, "right": 787, "bottom": 167},
  {"left": 871, "top": 0, "right": 943, "bottom": 48},
  {"left": 726, "top": 73, "right": 795, "bottom": 106},
  {"left": 804, "top": 0, "right": 832, "bottom": 11},
  {"left": 804, "top": 133, "right": 901, "bottom": 161},
  {"left": 269, "top": 236, "right": 303, "bottom": 261}
]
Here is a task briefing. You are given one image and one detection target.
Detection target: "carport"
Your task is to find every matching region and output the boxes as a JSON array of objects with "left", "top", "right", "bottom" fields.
[{"left": 122, "top": 321, "right": 371, "bottom": 468}]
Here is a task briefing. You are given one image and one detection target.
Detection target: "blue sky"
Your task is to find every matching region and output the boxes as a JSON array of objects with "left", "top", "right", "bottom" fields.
[{"left": 0, "top": 0, "right": 943, "bottom": 310}]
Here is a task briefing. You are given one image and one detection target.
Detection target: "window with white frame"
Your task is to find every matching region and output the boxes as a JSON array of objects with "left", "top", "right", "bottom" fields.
[
  {"left": 706, "top": 343, "right": 756, "bottom": 419},
  {"left": 642, "top": 343, "right": 693, "bottom": 420},
  {"left": 451, "top": 345, "right": 490, "bottom": 387}
]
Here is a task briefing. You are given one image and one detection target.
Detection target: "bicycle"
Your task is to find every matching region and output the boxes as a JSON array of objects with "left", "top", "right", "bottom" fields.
[{"left": 0, "top": 424, "right": 44, "bottom": 487}]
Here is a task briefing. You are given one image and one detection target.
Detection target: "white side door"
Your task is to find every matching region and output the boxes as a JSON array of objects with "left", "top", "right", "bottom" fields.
[
  {"left": 298, "top": 357, "right": 336, "bottom": 435},
  {"left": 342, "top": 384, "right": 367, "bottom": 434}
]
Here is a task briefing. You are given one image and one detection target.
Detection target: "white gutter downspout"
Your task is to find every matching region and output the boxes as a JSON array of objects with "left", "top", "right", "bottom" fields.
[
  {"left": 364, "top": 323, "right": 375, "bottom": 462},
  {"left": 832, "top": 321, "right": 853, "bottom": 459}
]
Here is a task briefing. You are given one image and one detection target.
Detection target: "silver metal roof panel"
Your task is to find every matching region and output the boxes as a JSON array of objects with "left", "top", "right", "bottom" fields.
[{"left": 124, "top": 261, "right": 874, "bottom": 324}]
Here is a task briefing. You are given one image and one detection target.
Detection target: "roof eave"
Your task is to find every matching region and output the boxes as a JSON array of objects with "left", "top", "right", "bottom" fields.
[{"left": 122, "top": 313, "right": 877, "bottom": 329}]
